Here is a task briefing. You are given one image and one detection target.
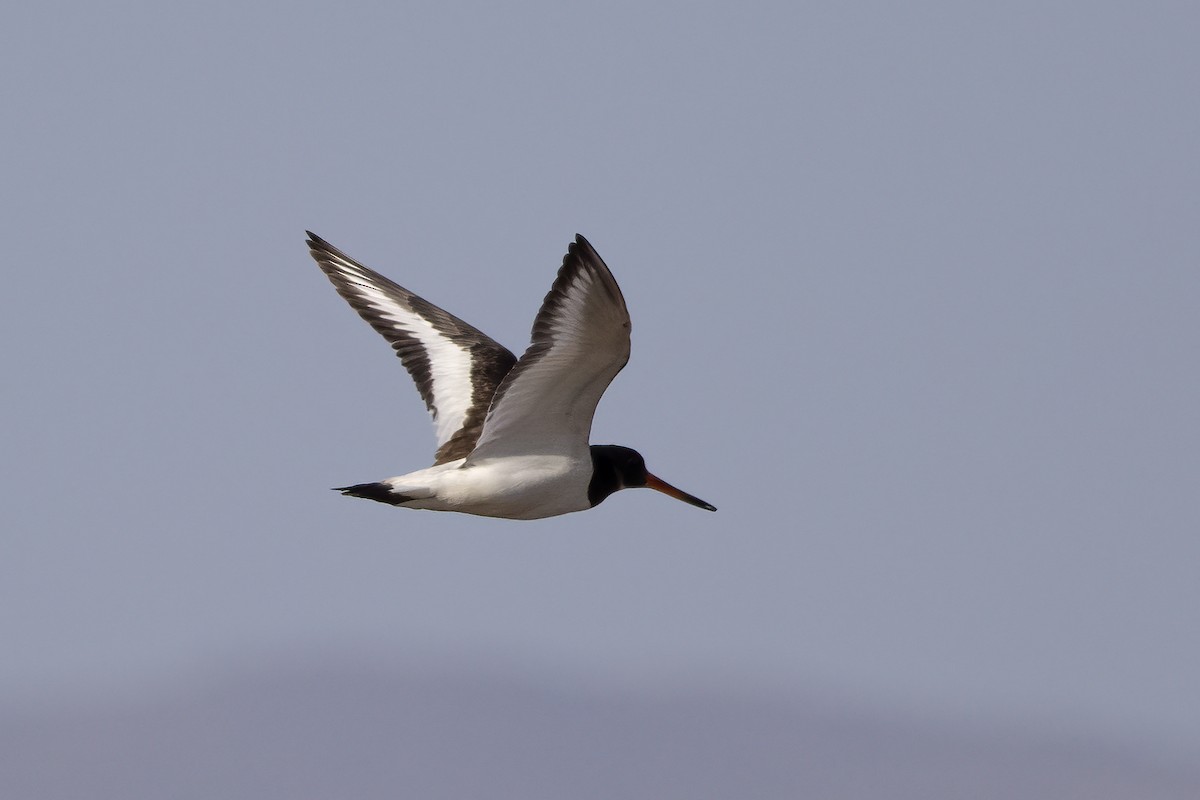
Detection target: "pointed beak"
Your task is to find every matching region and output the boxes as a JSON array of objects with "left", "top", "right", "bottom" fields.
[{"left": 644, "top": 472, "right": 717, "bottom": 512}]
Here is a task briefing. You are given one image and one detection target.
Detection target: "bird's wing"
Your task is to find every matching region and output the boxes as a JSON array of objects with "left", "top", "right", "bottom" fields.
[
  {"left": 466, "top": 235, "right": 631, "bottom": 464},
  {"left": 307, "top": 232, "right": 517, "bottom": 464}
]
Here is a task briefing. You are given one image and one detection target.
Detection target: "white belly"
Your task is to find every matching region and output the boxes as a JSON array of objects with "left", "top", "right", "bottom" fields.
[{"left": 385, "top": 455, "right": 593, "bottom": 520}]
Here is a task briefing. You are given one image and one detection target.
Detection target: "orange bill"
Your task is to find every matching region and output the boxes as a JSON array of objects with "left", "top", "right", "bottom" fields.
[{"left": 645, "top": 472, "right": 717, "bottom": 512}]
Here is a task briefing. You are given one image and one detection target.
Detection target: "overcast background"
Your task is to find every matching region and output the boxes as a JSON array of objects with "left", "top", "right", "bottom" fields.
[{"left": 4, "top": 1, "right": 1199, "bottom": 796}]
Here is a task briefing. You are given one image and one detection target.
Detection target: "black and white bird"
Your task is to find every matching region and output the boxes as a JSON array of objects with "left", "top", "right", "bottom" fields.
[{"left": 307, "top": 232, "right": 716, "bottom": 520}]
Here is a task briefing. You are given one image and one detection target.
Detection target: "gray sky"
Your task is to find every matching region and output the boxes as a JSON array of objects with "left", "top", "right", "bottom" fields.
[{"left": 4, "top": 0, "right": 1199, "bottom": 785}]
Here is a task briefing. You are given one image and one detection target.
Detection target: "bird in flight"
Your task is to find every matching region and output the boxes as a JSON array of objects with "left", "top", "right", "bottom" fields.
[{"left": 307, "top": 232, "right": 716, "bottom": 520}]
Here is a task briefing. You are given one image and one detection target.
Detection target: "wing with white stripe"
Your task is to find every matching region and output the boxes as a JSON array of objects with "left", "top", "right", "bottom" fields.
[
  {"left": 307, "top": 232, "right": 517, "bottom": 464},
  {"left": 466, "top": 235, "right": 631, "bottom": 463}
]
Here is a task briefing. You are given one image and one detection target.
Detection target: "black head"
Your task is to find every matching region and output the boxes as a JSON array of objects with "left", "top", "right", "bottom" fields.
[{"left": 588, "top": 445, "right": 716, "bottom": 511}]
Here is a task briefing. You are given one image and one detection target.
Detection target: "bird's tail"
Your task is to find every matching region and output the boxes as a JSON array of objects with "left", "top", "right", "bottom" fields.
[{"left": 333, "top": 482, "right": 419, "bottom": 506}]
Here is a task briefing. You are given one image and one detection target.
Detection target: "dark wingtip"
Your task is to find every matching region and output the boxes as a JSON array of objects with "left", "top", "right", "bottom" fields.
[
  {"left": 571, "top": 233, "right": 599, "bottom": 259},
  {"left": 306, "top": 230, "right": 336, "bottom": 254},
  {"left": 306, "top": 232, "right": 360, "bottom": 268}
]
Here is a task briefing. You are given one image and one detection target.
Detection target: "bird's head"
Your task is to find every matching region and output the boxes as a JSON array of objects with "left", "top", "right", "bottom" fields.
[{"left": 588, "top": 445, "right": 716, "bottom": 511}]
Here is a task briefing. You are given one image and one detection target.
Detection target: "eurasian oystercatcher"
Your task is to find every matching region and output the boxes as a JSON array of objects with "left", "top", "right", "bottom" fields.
[{"left": 307, "top": 232, "right": 715, "bottom": 519}]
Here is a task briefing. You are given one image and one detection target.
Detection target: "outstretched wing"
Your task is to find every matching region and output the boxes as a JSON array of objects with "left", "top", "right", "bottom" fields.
[
  {"left": 307, "top": 232, "right": 517, "bottom": 464},
  {"left": 466, "top": 235, "right": 631, "bottom": 464}
]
